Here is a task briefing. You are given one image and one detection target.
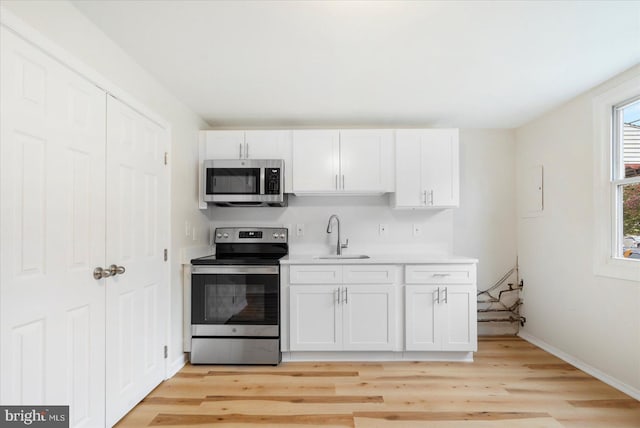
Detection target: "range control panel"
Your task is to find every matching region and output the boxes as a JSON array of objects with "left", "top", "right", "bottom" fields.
[{"left": 214, "top": 227, "right": 288, "bottom": 243}]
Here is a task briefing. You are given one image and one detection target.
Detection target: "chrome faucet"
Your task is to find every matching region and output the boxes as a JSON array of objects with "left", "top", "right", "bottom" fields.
[{"left": 326, "top": 214, "right": 348, "bottom": 255}]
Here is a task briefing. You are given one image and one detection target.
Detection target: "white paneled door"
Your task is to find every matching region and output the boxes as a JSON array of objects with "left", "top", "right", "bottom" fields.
[
  {"left": 0, "top": 28, "right": 106, "bottom": 426},
  {"left": 1, "top": 28, "right": 169, "bottom": 427},
  {"left": 105, "top": 96, "right": 168, "bottom": 426}
]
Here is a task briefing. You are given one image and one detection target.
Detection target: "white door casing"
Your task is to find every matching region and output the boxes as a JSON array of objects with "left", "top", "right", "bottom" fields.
[
  {"left": 105, "top": 95, "right": 168, "bottom": 426},
  {"left": 0, "top": 27, "right": 106, "bottom": 427}
]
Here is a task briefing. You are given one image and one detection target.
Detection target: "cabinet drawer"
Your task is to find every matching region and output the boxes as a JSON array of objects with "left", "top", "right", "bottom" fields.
[
  {"left": 343, "top": 265, "right": 396, "bottom": 284},
  {"left": 290, "top": 265, "right": 342, "bottom": 284},
  {"left": 405, "top": 264, "right": 475, "bottom": 284}
]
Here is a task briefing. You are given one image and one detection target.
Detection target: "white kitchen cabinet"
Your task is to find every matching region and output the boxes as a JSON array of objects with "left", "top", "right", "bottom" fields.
[
  {"left": 289, "top": 284, "right": 397, "bottom": 351},
  {"left": 392, "top": 129, "right": 459, "bottom": 208},
  {"left": 404, "top": 263, "right": 477, "bottom": 352},
  {"left": 202, "top": 130, "right": 291, "bottom": 160},
  {"left": 342, "top": 285, "right": 397, "bottom": 350},
  {"left": 202, "top": 130, "right": 246, "bottom": 159},
  {"left": 291, "top": 129, "right": 393, "bottom": 194},
  {"left": 288, "top": 265, "right": 398, "bottom": 351},
  {"left": 289, "top": 285, "right": 342, "bottom": 351},
  {"left": 405, "top": 285, "right": 476, "bottom": 351}
]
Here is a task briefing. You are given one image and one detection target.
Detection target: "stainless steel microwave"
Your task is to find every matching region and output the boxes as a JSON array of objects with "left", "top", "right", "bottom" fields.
[{"left": 202, "top": 159, "right": 287, "bottom": 207}]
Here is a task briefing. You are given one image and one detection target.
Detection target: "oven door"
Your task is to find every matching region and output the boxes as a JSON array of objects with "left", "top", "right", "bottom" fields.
[{"left": 191, "top": 265, "right": 279, "bottom": 337}]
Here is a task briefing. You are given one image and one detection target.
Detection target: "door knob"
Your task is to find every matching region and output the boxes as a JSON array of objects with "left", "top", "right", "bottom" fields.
[
  {"left": 109, "top": 264, "right": 126, "bottom": 276},
  {"left": 93, "top": 267, "right": 113, "bottom": 280}
]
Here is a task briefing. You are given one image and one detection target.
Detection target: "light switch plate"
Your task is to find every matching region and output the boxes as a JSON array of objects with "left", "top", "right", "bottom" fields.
[
  {"left": 413, "top": 224, "right": 422, "bottom": 237},
  {"left": 379, "top": 224, "right": 388, "bottom": 235}
]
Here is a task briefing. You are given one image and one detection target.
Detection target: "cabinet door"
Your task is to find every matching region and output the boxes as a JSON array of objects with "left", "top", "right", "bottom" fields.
[
  {"left": 202, "top": 130, "right": 245, "bottom": 159},
  {"left": 339, "top": 130, "right": 393, "bottom": 193},
  {"left": 405, "top": 286, "right": 440, "bottom": 351},
  {"left": 440, "top": 285, "right": 477, "bottom": 351},
  {"left": 393, "top": 130, "right": 425, "bottom": 207},
  {"left": 342, "top": 285, "right": 397, "bottom": 351},
  {"left": 292, "top": 130, "right": 340, "bottom": 192},
  {"left": 421, "top": 129, "right": 459, "bottom": 207},
  {"left": 289, "top": 286, "right": 342, "bottom": 351}
]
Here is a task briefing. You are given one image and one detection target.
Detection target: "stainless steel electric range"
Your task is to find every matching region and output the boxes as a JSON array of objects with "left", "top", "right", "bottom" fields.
[{"left": 188, "top": 227, "right": 288, "bottom": 365}]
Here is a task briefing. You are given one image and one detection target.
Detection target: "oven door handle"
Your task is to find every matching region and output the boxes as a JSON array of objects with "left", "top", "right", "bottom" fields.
[{"left": 191, "top": 266, "right": 279, "bottom": 275}]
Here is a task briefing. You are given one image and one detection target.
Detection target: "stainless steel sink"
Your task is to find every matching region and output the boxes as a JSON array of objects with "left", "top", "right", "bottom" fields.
[{"left": 314, "top": 254, "right": 370, "bottom": 260}]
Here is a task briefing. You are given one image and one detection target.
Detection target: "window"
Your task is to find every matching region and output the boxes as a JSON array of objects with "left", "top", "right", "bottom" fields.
[
  {"left": 593, "top": 74, "right": 640, "bottom": 281},
  {"left": 613, "top": 99, "right": 640, "bottom": 260}
]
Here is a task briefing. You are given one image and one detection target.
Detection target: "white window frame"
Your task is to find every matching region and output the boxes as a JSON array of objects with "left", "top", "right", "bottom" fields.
[{"left": 593, "top": 74, "right": 640, "bottom": 282}]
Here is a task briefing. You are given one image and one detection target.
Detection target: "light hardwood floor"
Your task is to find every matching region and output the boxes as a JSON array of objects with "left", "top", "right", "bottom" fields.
[{"left": 115, "top": 337, "right": 640, "bottom": 427}]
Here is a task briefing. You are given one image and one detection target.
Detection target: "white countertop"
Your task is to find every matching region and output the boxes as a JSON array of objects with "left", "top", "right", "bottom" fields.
[{"left": 280, "top": 254, "right": 478, "bottom": 265}]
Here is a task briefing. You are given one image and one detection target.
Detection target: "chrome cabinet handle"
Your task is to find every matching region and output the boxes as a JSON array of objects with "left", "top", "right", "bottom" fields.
[
  {"left": 429, "top": 190, "right": 434, "bottom": 205},
  {"left": 245, "top": 142, "right": 249, "bottom": 158},
  {"left": 435, "top": 287, "right": 440, "bottom": 304},
  {"left": 342, "top": 174, "right": 345, "bottom": 190},
  {"left": 443, "top": 287, "right": 448, "bottom": 303},
  {"left": 335, "top": 288, "right": 340, "bottom": 304},
  {"left": 109, "top": 264, "right": 126, "bottom": 276},
  {"left": 433, "top": 273, "right": 451, "bottom": 277},
  {"left": 239, "top": 143, "right": 243, "bottom": 159},
  {"left": 423, "top": 190, "right": 427, "bottom": 205},
  {"left": 344, "top": 287, "right": 348, "bottom": 304},
  {"left": 335, "top": 175, "right": 338, "bottom": 190},
  {"left": 93, "top": 267, "right": 112, "bottom": 280}
]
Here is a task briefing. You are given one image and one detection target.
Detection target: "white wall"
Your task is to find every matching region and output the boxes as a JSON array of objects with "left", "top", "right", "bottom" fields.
[
  {"left": 516, "top": 65, "right": 640, "bottom": 396},
  {"left": 454, "top": 130, "right": 518, "bottom": 335},
  {"left": 2, "top": 0, "right": 209, "bottom": 370}
]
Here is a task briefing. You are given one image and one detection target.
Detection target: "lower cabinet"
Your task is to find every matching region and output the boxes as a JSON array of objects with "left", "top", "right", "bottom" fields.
[
  {"left": 283, "top": 262, "right": 477, "bottom": 358},
  {"left": 405, "top": 285, "right": 477, "bottom": 351},
  {"left": 289, "top": 284, "right": 398, "bottom": 351}
]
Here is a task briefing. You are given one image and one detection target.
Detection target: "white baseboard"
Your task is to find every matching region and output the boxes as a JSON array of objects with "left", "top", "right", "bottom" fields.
[
  {"left": 166, "top": 353, "right": 188, "bottom": 379},
  {"left": 518, "top": 331, "right": 640, "bottom": 400}
]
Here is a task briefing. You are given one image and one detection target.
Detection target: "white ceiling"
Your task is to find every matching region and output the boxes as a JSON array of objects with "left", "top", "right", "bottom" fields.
[{"left": 72, "top": 0, "right": 640, "bottom": 129}]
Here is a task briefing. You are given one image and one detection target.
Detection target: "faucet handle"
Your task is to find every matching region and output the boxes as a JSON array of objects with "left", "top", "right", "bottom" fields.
[{"left": 341, "top": 239, "right": 349, "bottom": 249}]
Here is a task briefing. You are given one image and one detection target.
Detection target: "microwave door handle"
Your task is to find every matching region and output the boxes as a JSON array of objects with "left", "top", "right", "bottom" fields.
[{"left": 260, "top": 167, "right": 265, "bottom": 195}]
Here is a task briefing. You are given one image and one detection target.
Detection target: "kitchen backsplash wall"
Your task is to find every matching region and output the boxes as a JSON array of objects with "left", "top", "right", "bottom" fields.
[{"left": 206, "top": 194, "right": 454, "bottom": 256}]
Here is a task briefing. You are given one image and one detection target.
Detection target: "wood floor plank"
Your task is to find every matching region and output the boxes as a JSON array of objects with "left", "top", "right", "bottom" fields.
[
  {"left": 149, "top": 413, "right": 355, "bottom": 426},
  {"left": 353, "top": 411, "right": 551, "bottom": 421},
  {"left": 205, "top": 395, "right": 383, "bottom": 403}
]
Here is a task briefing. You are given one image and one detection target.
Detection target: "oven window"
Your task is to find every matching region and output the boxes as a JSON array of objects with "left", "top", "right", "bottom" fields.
[
  {"left": 207, "top": 168, "right": 260, "bottom": 194},
  {"left": 192, "top": 274, "right": 278, "bottom": 325}
]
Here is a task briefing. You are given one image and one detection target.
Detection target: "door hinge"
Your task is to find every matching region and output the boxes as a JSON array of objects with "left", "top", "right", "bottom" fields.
[
  {"left": 164, "top": 249, "right": 168, "bottom": 261},
  {"left": 164, "top": 345, "right": 168, "bottom": 359},
  {"left": 164, "top": 152, "right": 168, "bottom": 165}
]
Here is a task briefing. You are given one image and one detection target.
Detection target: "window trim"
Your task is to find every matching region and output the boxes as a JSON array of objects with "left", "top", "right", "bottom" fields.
[{"left": 593, "top": 74, "right": 640, "bottom": 282}]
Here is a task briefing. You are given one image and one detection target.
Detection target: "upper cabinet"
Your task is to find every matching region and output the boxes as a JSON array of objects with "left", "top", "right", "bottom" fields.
[
  {"left": 392, "top": 129, "right": 459, "bottom": 209},
  {"left": 292, "top": 129, "right": 394, "bottom": 194},
  {"left": 199, "top": 130, "right": 293, "bottom": 201}
]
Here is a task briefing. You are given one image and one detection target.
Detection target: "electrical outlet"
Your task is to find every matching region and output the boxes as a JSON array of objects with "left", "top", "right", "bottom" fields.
[
  {"left": 413, "top": 224, "right": 422, "bottom": 237},
  {"left": 296, "top": 224, "right": 305, "bottom": 237},
  {"left": 379, "top": 224, "right": 388, "bottom": 235}
]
